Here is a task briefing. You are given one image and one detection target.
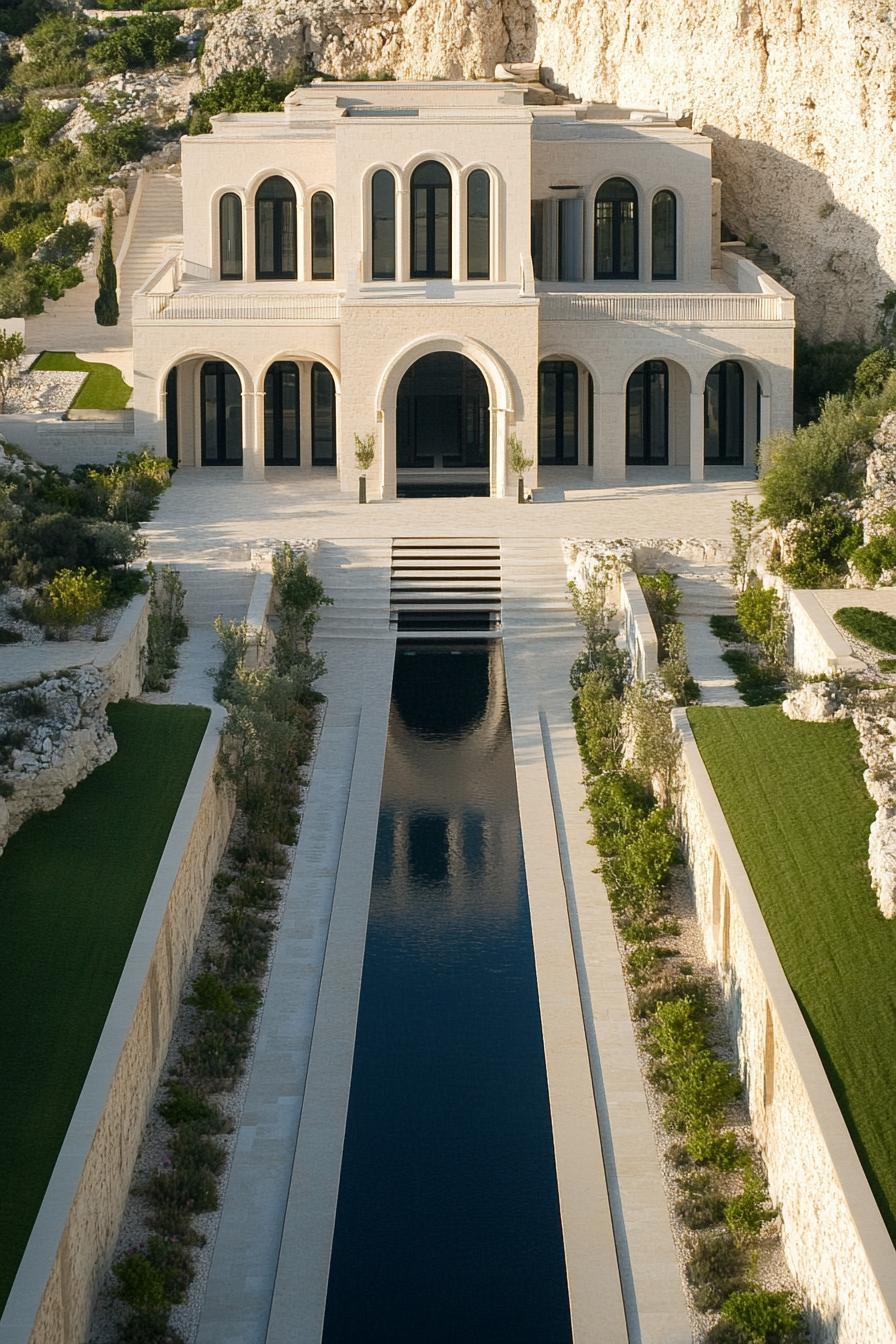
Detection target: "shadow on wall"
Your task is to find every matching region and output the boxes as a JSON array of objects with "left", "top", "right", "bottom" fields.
[{"left": 705, "top": 128, "right": 895, "bottom": 345}]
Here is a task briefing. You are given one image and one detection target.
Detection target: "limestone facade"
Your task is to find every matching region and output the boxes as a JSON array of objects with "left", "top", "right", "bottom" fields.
[{"left": 131, "top": 78, "right": 794, "bottom": 498}]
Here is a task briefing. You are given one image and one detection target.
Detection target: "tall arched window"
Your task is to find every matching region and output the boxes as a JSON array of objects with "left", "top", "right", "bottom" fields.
[
  {"left": 264, "top": 362, "right": 299, "bottom": 465},
  {"left": 219, "top": 193, "right": 242, "bottom": 280},
  {"left": 310, "top": 191, "right": 334, "bottom": 280},
  {"left": 538, "top": 360, "right": 578, "bottom": 465},
  {"left": 411, "top": 160, "right": 451, "bottom": 279},
  {"left": 255, "top": 175, "right": 296, "bottom": 280},
  {"left": 200, "top": 361, "right": 242, "bottom": 466},
  {"left": 704, "top": 361, "right": 744, "bottom": 464},
  {"left": 311, "top": 363, "right": 336, "bottom": 465},
  {"left": 594, "top": 177, "right": 638, "bottom": 280},
  {"left": 651, "top": 190, "right": 676, "bottom": 280},
  {"left": 371, "top": 169, "right": 396, "bottom": 280},
  {"left": 466, "top": 169, "right": 490, "bottom": 280},
  {"left": 626, "top": 360, "right": 668, "bottom": 464}
]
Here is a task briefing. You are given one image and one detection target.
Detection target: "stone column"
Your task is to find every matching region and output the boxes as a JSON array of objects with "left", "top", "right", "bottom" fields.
[
  {"left": 379, "top": 408, "right": 396, "bottom": 500},
  {"left": 395, "top": 184, "right": 407, "bottom": 283},
  {"left": 595, "top": 392, "right": 627, "bottom": 481},
  {"left": 578, "top": 367, "right": 590, "bottom": 467},
  {"left": 493, "top": 407, "right": 508, "bottom": 498},
  {"left": 689, "top": 391, "right": 705, "bottom": 482},
  {"left": 242, "top": 390, "right": 265, "bottom": 482}
]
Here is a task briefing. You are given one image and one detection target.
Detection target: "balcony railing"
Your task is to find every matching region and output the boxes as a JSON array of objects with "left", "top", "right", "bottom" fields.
[
  {"left": 141, "top": 290, "right": 342, "bottom": 322},
  {"left": 539, "top": 291, "right": 787, "bottom": 323}
]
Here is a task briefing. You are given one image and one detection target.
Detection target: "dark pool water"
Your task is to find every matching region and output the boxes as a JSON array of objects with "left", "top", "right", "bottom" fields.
[{"left": 322, "top": 642, "right": 572, "bottom": 1343}]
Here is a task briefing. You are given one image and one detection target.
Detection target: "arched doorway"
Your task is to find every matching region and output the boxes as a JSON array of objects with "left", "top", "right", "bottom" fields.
[
  {"left": 396, "top": 352, "right": 489, "bottom": 493},
  {"left": 264, "top": 361, "right": 300, "bottom": 465},
  {"left": 704, "top": 360, "right": 745, "bottom": 465},
  {"left": 626, "top": 360, "right": 668, "bottom": 465},
  {"left": 538, "top": 360, "right": 579, "bottom": 465}
]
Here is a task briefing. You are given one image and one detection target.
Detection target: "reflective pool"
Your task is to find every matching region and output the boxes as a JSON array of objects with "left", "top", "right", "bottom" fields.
[{"left": 322, "top": 642, "right": 572, "bottom": 1343}]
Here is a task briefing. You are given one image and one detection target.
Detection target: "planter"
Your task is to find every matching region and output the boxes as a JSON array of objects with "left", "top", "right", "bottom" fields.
[
  {"left": 517, "top": 476, "right": 525, "bottom": 504},
  {"left": 359, "top": 475, "right": 367, "bottom": 504}
]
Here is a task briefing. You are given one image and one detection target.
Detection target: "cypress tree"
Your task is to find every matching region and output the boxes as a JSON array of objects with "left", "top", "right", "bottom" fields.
[{"left": 94, "top": 198, "right": 119, "bottom": 327}]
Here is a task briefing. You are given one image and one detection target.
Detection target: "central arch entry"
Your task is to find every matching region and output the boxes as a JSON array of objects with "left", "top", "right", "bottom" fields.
[{"left": 396, "top": 352, "right": 489, "bottom": 495}]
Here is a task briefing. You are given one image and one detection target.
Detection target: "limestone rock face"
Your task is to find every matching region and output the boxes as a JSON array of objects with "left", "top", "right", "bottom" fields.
[
  {"left": 782, "top": 679, "right": 849, "bottom": 722},
  {"left": 201, "top": 0, "right": 896, "bottom": 341}
]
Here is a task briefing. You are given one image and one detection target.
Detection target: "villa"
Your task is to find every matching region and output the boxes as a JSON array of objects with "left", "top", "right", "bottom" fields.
[{"left": 131, "top": 73, "right": 795, "bottom": 497}]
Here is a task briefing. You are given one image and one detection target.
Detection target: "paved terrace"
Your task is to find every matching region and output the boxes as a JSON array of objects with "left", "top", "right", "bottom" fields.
[{"left": 136, "top": 469, "right": 752, "bottom": 1344}]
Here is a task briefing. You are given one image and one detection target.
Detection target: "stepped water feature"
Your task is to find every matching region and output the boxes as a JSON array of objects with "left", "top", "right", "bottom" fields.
[{"left": 389, "top": 537, "right": 501, "bottom": 631}]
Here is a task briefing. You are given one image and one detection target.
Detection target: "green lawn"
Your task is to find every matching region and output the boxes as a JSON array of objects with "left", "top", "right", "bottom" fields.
[
  {"left": 31, "top": 351, "right": 132, "bottom": 412},
  {"left": 688, "top": 705, "right": 896, "bottom": 1239},
  {"left": 0, "top": 701, "right": 209, "bottom": 1308}
]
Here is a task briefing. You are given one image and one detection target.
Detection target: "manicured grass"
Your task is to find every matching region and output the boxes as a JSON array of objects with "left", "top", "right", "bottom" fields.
[
  {"left": 0, "top": 700, "right": 209, "bottom": 1308},
  {"left": 31, "top": 350, "right": 132, "bottom": 412},
  {"left": 834, "top": 605, "right": 896, "bottom": 654},
  {"left": 688, "top": 705, "right": 896, "bottom": 1238}
]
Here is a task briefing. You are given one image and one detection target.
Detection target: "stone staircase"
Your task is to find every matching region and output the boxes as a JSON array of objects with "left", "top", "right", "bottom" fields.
[
  {"left": 117, "top": 173, "right": 183, "bottom": 327},
  {"left": 311, "top": 540, "right": 392, "bottom": 641},
  {"left": 500, "top": 538, "right": 578, "bottom": 637},
  {"left": 675, "top": 563, "right": 742, "bottom": 706},
  {"left": 389, "top": 537, "right": 501, "bottom": 631}
]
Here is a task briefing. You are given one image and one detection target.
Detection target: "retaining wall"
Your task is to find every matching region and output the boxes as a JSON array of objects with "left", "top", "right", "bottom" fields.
[
  {"left": 673, "top": 708, "right": 896, "bottom": 1344},
  {"left": 0, "top": 712, "right": 234, "bottom": 1344}
]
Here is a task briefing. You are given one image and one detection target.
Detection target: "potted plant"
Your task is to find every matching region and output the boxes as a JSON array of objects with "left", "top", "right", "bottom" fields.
[
  {"left": 354, "top": 431, "right": 375, "bottom": 503},
  {"left": 507, "top": 432, "right": 533, "bottom": 503}
]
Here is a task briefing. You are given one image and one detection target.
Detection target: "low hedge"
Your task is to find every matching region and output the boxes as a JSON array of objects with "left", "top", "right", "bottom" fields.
[{"left": 834, "top": 605, "right": 896, "bottom": 654}]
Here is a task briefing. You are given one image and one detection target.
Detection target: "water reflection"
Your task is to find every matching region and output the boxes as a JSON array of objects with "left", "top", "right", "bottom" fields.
[{"left": 323, "top": 643, "right": 572, "bottom": 1344}]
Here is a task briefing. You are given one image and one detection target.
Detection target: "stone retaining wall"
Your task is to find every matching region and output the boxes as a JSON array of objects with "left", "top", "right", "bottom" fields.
[
  {"left": 672, "top": 708, "right": 896, "bottom": 1344},
  {"left": 0, "top": 712, "right": 234, "bottom": 1344}
]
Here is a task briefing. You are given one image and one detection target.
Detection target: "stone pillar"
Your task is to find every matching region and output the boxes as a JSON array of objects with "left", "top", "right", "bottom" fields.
[
  {"left": 242, "top": 390, "right": 265, "bottom": 482},
  {"left": 595, "top": 392, "right": 626, "bottom": 481},
  {"left": 395, "top": 184, "right": 407, "bottom": 283},
  {"left": 451, "top": 172, "right": 463, "bottom": 282},
  {"left": 689, "top": 391, "right": 705, "bottom": 482},
  {"left": 493, "top": 407, "right": 508, "bottom": 498},
  {"left": 380, "top": 408, "right": 396, "bottom": 500},
  {"left": 299, "top": 362, "right": 313, "bottom": 473},
  {"left": 578, "top": 367, "right": 590, "bottom": 467}
]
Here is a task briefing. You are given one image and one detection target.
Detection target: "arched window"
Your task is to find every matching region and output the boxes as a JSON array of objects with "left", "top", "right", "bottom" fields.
[
  {"left": 538, "top": 360, "right": 578, "bottom": 465},
  {"left": 594, "top": 177, "right": 638, "bottom": 280},
  {"left": 371, "top": 170, "right": 396, "bottom": 280},
  {"left": 651, "top": 190, "right": 676, "bottom": 280},
  {"left": 264, "top": 362, "right": 299, "bottom": 465},
  {"left": 704, "top": 361, "right": 744, "bottom": 464},
  {"left": 219, "top": 192, "right": 242, "bottom": 280},
  {"left": 311, "top": 363, "right": 336, "bottom": 465},
  {"left": 200, "top": 361, "right": 242, "bottom": 466},
  {"left": 411, "top": 160, "right": 451, "bottom": 279},
  {"left": 255, "top": 175, "right": 296, "bottom": 280},
  {"left": 310, "top": 191, "right": 334, "bottom": 281},
  {"left": 626, "top": 360, "right": 668, "bottom": 464},
  {"left": 466, "top": 169, "right": 490, "bottom": 280}
]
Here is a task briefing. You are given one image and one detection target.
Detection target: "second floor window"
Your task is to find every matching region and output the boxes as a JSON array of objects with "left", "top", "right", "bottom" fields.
[
  {"left": 466, "top": 169, "right": 490, "bottom": 280},
  {"left": 652, "top": 190, "right": 677, "bottom": 280},
  {"left": 594, "top": 177, "right": 638, "bottom": 280},
  {"left": 311, "top": 191, "right": 334, "bottom": 280},
  {"left": 371, "top": 170, "right": 396, "bottom": 280},
  {"left": 256, "top": 175, "right": 296, "bottom": 280},
  {"left": 219, "top": 192, "right": 242, "bottom": 280},
  {"left": 411, "top": 160, "right": 451, "bottom": 279}
]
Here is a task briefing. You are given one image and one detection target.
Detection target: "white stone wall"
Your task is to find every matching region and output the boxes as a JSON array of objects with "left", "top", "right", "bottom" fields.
[
  {"left": 673, "top": 709, "right": 896, "bottom": 1344},
  {"left": 0, "top": 716, "right": 234, "bottom": 1344}
]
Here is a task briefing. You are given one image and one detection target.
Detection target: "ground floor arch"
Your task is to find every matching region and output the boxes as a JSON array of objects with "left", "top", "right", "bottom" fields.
[
  {"left": 396, "top": 352, "right": 489, "bottom": 486},
  {"left": 537, "top": 359, "right": 595, "bottom": 468}
]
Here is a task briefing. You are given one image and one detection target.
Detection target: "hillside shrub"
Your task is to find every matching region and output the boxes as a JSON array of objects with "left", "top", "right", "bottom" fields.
[
  {"left": 850, "top": 524, "right": 896, "bottom": 584},
  {"left": 794, "top": 334, "right": 870, "bottom": 423},
  {"left": 11, "top": 13, "right": 89, "bottom": 88},
  {"left": 92, "top": 14, "right": 180, "bottom": 73},
  {"left": 853, "top": 348, "right": 896, "bottom": 400},
  {"left": 187, "top": 67, "right": 293, "bottom": 134},
  {"left": 720, "top": 1289, "right": 806, "bottom": 1343},
  {"left": 41, "top": 565, "right": 109, "bottom": 636},
  {"left": 834, "top": 605, "right": 896, "bottom": 653},
  {"left": 143, "top": 562, "right": 187, "bottom": 691},
  {"left": 82, "top": 117, "right": 149, "bottom": 178},
  {"left": 735, "top": 586, "right": 787, "bottom": 665},
  {"left": 777, "top": 501, "right": 862, "bottom": 588}
]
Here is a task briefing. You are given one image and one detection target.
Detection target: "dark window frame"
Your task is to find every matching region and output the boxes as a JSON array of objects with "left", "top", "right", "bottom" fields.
[
  {"left": 264, "top": 361, "right": 300, "bottom": 466},
  {"left": 410, "top": 160, "right": 452, "bottom": 280},
  {"left": 254, "top": 175, "right": 297, "bottom": 281},
  {"left": 371, "top": 169, "right": 396, "bottom": 280},
  {"left": 704, "top": 360, "right": 745, "bottom": 465},
  {"left": 538, "top": 360, "right": 579, "bottom": 466},
  {"left": 625, "top": 360, "right": 668, "bottom": 465},
  {"left": 466, "top": 169, "right": 490, "bottom": 280},
  {"left": 219, "top": 192, "right": 243, "bottom": 281},
  {"left": 594, "top": 177, "right": 639, "bottom": 280},
  {"left": 310, "top": 191, "right": 334, "bottom": 281},
  {"left": 651, "top": 190, "right": 677, "bottom": 281},
  {"left": 200, "top": 360, "right": 243, "bottom": 466},
  {"left": 311, "top": 362, "right": 336, "bottom": 465}
]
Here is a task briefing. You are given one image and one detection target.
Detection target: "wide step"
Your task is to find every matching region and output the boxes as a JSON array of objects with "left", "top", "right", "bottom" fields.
[{"left": 390, "top": 537, "right": 501, "bottom": 631}]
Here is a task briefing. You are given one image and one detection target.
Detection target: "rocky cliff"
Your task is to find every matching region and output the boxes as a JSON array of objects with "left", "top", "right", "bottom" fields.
[{"left": 201, "top": 0, "right": 896, "bottom": 341}]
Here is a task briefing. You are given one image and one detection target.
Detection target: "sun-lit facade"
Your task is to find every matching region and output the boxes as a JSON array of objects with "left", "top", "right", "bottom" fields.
[{"left": 131, "top": 76, "right": 794, "bottom": 496}]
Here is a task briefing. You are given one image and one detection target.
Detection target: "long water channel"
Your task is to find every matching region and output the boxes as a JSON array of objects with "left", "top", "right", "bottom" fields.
[{"left": 322, "top": 641, "right": 572, "bottom": 1342}]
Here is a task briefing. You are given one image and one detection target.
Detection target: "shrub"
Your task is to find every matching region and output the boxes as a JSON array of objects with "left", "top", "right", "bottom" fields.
[
  {"left": 759, "top": 391, "right": 883, "bottom": 524},
  {"left": 81, "top": 117, "right": 149, "bottom": 178},
  {"left": 853, "top": 347, "right": 896, "bottom": 400},
  {"left": 144, "top": 563, "right": 187, "bottom": 692},
  {"left": 721, "top": 649, "right": 787, "bottom": 707},
  {"left": 0, "top": 329, "right": 24, "bottom": 413},
  {"left": 20, "top": 98, "right": 68, "bottom": 153},
  {"left": 735, "top": 586, "right": 787, "bottom": 665},
  {"left": 721, "top": 1289, "right": 806, "bottom": 1343},
  {"left": 41, "top": 565, "right": 109, "bottom": 636},
  {"left": 270, "top": 541, "right": 331, "bottom": 669},
  {"left": 575, "top": 669, "right": 624, "bottom": 774},
  {"left": 94, "top": 197, "right": 118, "bottom": 326},
  {"left": 777, "top": 502, "right": 862, "bottom": 588},
  {"left": 834, "top": 605, "right": 896, "bottom": 653},
  {"left": 12, "top": 13, "right": 89, "bottom": 88},
  {"left": 604, "top": 807, "right": 678, "bottom": 915},
  {"left": 33, "top": 218, "right": 92, "bottom": 267},
  {"left": 640, "top": 569, "right": 680, "bottom": 624},
  {"left": 710, "top": 614, "right": 745, "bottom": 643},
  {"left": 158, "top": 1079, "right": 228, "bottom": 1133},
  {"left": 675, "top": 1169, "right": 725, "bottom": 1230},
  {"left": 623, "top": 680, "right": 680, "bottom": 797},
  {"left": 586, "top": 771, "right": 652, "bottom": 856},
  {"left": 213, "top": 616, "right": 249, "bottom": 700},
  {"left": 730, "top": 497, "right": 760, "bottom": 592},
  {"left": 686, "top": 1227, "right": 748, "bottom": 1311},
  {"left": 187, "top": 67, "right": 293, "bottom": 135},
  {"left": 92, "top": 14, "right": 180, "bottom": 73},
  {"left": 113, "top": 1250, "right": 168, "bottom": 1314},
  {"left": 659, "top": 621, "right": 700, "bottom": 706},
  {"left": 724, "top": 1165, "right": 778, "bottom": 1248},
  {"left": 794, "top": 334, "right": 869, "bottom": 423},
  {"left": 851, "top": 531, "right": 896, "bottom": 584}
]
